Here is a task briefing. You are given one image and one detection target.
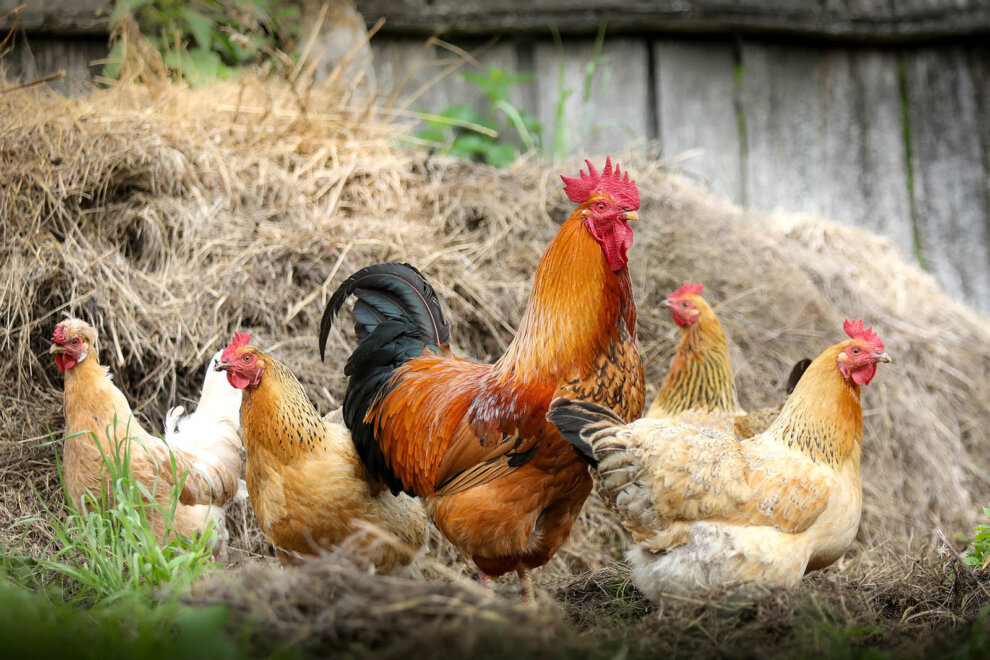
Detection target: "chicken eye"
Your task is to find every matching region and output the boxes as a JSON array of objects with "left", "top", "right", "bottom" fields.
[
  {"left": 596, "top": 202, "right": 607, "bottom": 212},
  {"left": 851, "top": 347, "right": 860, "bottom": 355},
  {"left": 681, "top": 302, "right": 689, "bottom": 308},
  {"left": 242, "top": 355, "right": 251, "bottom": 363},
  {"left": 71, "top": 338, "right": 79, "bottom": 345}
]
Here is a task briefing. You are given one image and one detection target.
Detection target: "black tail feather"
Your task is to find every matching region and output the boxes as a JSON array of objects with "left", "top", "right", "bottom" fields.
[
  {"left": 319, "top": 263, "right": 450, "bottom": 495},
  {"left": 546, "top": 398, "right": 625, "bottom": 467},
  {"left": 319, "top": 262, "right": 450, "bottom": 361},
  {"left": 786, "top": 358, "right": 812, "bottom": 395}
]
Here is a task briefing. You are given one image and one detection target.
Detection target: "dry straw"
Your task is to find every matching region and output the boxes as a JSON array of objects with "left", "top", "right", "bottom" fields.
[{"left": 2, "top": 24, "right": 990, "bottom": 655}]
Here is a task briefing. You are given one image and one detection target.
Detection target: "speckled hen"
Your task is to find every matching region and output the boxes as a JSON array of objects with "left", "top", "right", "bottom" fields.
[{"left": 217, "top": 333, "right": 427, "bottom": 570}]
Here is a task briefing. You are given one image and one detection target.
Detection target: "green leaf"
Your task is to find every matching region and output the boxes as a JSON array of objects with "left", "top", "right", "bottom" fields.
[
  {"left": 451, "top": 133, "right": 494, "bottom": 157},
  {"left": 103, "top": 41, "right": 124, "bottom": 80},
  {"left": 180, "top": 7, "right": 213, "bottom": 52},
  {"left": 183, "top": 49, "right": 225, "bottom": 85},
  {"left": 485, "top": 142, "right": 518, "bottom": 168},
  {"left": 111, "top": 0, "right": 153, "bottom": 24}
]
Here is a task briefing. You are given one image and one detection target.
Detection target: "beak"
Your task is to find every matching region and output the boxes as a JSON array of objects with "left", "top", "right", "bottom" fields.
[
  {"left": 49, "top": 343, "right": 66, "bottom": 355},
  {"left": 215, "top": 359, "right": 233, "bottom": 372},
  {"left": 660, "top": 298, "right": 674, "bottom": 309},
  {"left": 623, "top": 210, "right": 639, "bottom": 222},
  {"left": 874, "top": 352, "right": 891, "bottom": 364}
]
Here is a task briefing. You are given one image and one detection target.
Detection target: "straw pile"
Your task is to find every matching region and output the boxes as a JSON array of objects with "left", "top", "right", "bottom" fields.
[{"left": 2, "top": 37, "right": 990, "bottom": 656}]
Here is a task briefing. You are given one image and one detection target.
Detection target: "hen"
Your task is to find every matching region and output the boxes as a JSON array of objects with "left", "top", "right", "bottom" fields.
[
  {"left": 548, "top": 319, "right": 890, "bottom": 599},
  {"left": 217, "top": 333, "right": 427, "bottom": 570},
  {"left": 645, "top": 283, "right": 744, "bottom": 430},
  {"left": 320, "top": 158, "right": 645, "bottom": 596},
  {"left": 50, "top": 318, "right": 243, "bottom": 552},
  {"left": 164, "top": 349, "right": 247, "bottom": 500},
  {"left": 646, "top": 283, "right": 808, "bottom": 438}
]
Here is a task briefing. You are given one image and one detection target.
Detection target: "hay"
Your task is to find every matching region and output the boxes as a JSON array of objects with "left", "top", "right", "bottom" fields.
[{"left": 2, "top": 35, "right": 990, "bottom": 655}]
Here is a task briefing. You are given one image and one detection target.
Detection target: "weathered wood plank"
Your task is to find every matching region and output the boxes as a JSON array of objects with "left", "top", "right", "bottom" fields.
[
  {"left": 739, "top": 43, "right": 917, "bottom": 260},
  {"left": 653, "top": 39, "right": 741, "bottom": 203},
  {"left": 531, "top": 37, "right": 650, "bottom": 158},
  {"left": 0, "top": 0, "right": 113, "bottom": 36},
  {"left": 356, "top": 0, "right": 990, "bottom": 43},
  {"left": 819, "top": 49, "right": 914, "bottom": 255},
  {"left": 905, "top": 47, "right": 990, "bottom": 310},
  {"left": 372, "top": 38, "right": 520, "bottom": 115},
  {"left": 739, "top": 42, "right": 826, "bottom": 215},
  {"left": 5, "top": 0, "right": 990, "bottom": 42},
  {"left": 2, "top": 36, "right": 106, "bottom": 95}
]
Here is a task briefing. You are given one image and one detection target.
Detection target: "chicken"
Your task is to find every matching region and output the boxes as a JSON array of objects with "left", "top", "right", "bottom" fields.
[
  {"left": 164, "top": 349, "right": 247, "bottom": 500},
  {"left": 50, "top": 318, "right": 243, "bottom": 552},
  {"left": 216, "top": 332, "right": 427, "bottom": 570},
  {"left": 320, "top": 158, "right": 645, "bottom": 596},
  {"left": 645, "top": 283, "right": 808, "bottom": 438},
  {"left": 645, "top": 283, "right": 744, "bottom": 430},
  {"left": 548, "top": 319, "right": 890, "bottom": 599}
]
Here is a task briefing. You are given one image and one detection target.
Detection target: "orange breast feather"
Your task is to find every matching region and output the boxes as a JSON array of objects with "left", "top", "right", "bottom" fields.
[{"left": 368, "top": 353, "right": 556, "bottom": 496}]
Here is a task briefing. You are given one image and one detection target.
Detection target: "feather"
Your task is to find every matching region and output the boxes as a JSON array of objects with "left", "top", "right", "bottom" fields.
[
  {"left": 545, "top": 398, "right": 624, "bottom": 467},
  {"left": 319, "top": 263, "right": 449, "bottom": 361},
  {"left": 786, "top": 358, "right": 813, "bottom": 395}
]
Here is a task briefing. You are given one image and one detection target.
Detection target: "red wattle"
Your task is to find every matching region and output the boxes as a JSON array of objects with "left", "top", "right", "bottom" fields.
[
  {"left": 839, "top": 361, "right": 876, "bottom": 386},
  {"left": 585, "top": 217, "right": 633, "bottom": 272},
  {"left": 54, "top": 353, "right": 76, "bottom": 372},
  {"left": 226, "top": 370, "right": 252, "bottom": 389},
  {"left": 852, "top": 364, "right": 876, "bottom": 386}
]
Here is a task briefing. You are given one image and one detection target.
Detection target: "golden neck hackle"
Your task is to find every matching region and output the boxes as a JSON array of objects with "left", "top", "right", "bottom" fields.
[
  {"left": 240, "top": 353, "right": 326, "bottom": 462},
  {"left": 494, "top": 213, "right": 635, "bottom": 385},
  {"left": 767, "top": 345, "right": 863, "bottom": 468},
  {"left": 653, "top": 302, "right": 738, "bottom": 416},
  {"left": 62, "top": 354, "right": 133, "bottom": 444}
]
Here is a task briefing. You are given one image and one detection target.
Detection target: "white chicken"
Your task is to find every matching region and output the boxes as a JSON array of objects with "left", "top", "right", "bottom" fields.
[{"left": 165, "top": 349, "right": 247, "bottom": 502}]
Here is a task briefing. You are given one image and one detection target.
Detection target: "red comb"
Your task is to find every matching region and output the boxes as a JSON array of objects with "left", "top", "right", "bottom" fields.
[
  {"left": 561, "top": 156, "right": 640, "bottom": 210},
  {"left": 669, "top": 282, "right": 704, "bottom": 299},
  {"left": 843, "top": 319, "right": 884, "bottom": 352},
  {"left": 221, "top": 332, "right": 251, "bottom": 362},
  {"left": 52, "top": 324, "right": 67, "bottom": 344}
]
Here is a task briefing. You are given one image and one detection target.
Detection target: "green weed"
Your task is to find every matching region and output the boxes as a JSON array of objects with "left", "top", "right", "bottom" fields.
[
  {"left": 0, "top": 422, "right": 255, "bottom": 658},
  {"left": 7, "top": 421, "right": 218, "bottom": 603},
  {"left": 964, "top": 508, "right": 990, "bottom": 572},
  {"left": 106, "top": 0, "right": 301, "bottom": 84},
  {"left": 414, "top": 64, "right": 541, "bottom": 168}
]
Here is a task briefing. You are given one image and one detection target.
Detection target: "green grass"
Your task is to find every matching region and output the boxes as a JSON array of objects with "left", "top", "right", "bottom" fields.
[
  {"left": 964, "top": 508, "right": 990, "bottom": 572},
  {"left": 413, "top": 64, "right": 541, "bottom": 167},
  {"left": 0, "top": 424, "right": 276, "bottom": 659}
]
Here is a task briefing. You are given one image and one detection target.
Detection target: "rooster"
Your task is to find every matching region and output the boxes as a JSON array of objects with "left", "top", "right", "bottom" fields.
[
  {"left": 50, "top": 318, "right": 243, "bottom": 552},
  {"left": 548, "top": 319, "right": 889, "bottom": 599},
  {"left": 646, "top": 283, "right": 808, "bottom": 438},
  {"left": 320, "top": 158, "right": 645, "bottom": 597},
  {"left": 216, "top": 332, "right": 428, "bottom": 570}
]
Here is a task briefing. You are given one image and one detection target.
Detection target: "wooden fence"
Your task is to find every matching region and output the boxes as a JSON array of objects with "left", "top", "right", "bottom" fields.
[
  {"left": 372, "top": 35, "right": 990, "bottom": 311},
  {"left": 2, "top": 0, "right": 988, "bottom": 311}
]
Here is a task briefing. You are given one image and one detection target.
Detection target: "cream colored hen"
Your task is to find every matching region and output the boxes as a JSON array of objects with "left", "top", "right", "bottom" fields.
[
  {"left": 51, "top": 318, "right": 243, "bottom": 552},
  {"left": 548, "top": 319, "right": 890, "bottom": 600}
]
